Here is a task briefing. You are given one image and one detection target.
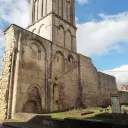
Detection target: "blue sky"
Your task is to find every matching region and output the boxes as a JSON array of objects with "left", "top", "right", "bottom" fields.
[
  {"left": 0, "top": 0, "right": 128, "bottom": 86},
  {"left": 76, "top": 0, "right": 128, "bottom": 23},
  {"left": 76, "top": 0, "right": 128, "bottom": 70}
]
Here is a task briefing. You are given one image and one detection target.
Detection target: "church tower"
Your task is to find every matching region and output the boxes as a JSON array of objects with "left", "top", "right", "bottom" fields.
[
  {"left": 28, "top": 0, "right": 77, "bottom": 52},
  {"left": 0, "top": 0, "right": 118, "bottom": 120}
]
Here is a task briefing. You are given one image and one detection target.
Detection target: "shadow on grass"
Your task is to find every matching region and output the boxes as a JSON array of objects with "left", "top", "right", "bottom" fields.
[
  {"left": 2, "top": 113, "right": 128, "bottom": 128},
  {"left": 84, "top": 112, "right": 128, "bottom": 125},
  {"left": 2, "top": 115, "right": 52, "bottom": 128}
]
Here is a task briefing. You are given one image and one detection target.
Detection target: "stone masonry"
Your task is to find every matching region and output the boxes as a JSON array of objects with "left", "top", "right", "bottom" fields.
[{"left": 0, "top": 0, "right": 118, "bottom": 120}]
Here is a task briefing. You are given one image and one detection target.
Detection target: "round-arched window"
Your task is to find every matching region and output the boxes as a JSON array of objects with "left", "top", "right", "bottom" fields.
[{"left": 68, "top": 55, "right": 74, "bottom": 64}]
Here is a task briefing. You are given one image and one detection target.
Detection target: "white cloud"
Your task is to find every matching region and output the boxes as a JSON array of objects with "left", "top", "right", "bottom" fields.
[
  {"left": 77, "top": 12, "right": 128, "bottom": 57},
  {"left": 0, "top": 29, "right": 5, "bottom": 57},
  {"left": 99, "top": 12, "right": 128, "bottom": 21},
  {"left": 0, "top": 0, "right": 30, "bottom": 54},
  {"left": 0, "top": 0, "right": 30, "bottom": 28},
  {"left": 77, "top": 12, "right": 128, "bottom": 86},
  {"left": 76, "top": 0, "right": 89, "bottom": 5},
  {"left": 102, "top": 65, "right": 128, "bottom": 88},
  {"left": 0, "top": 0, "right": 30, "bottom": 71}
]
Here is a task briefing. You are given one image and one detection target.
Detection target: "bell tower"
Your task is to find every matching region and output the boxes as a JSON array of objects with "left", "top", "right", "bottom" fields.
[
  {"left": 52, "top": 0, "right": 75, "bottom": 25},
  {"left": 30, "top": 0, "right": 52, "bottom": 24},
  {"left": 52, "top": 0, "right": 77, "bottom": 51},
  {"left": 28, "top": 0, "right": 77, "bottom": 52}
]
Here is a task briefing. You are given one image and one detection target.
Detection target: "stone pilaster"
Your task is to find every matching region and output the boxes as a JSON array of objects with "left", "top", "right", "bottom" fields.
[{"left": 0, "top": 25, "right": 16, "bottom": 119}]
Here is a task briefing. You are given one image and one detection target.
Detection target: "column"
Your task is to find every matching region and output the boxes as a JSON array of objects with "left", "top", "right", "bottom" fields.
[
  {"left": 30, "top": 0, "right": 34, "bottom": 24},
  {"left": 72, "top": 0, "right": 75, "bottom": 25},
  {"left": 54, "top": 0, "right": 59, "bottom": 15},
  {"left": 35, "top": 0, "right": 38, "bottom": 21},
  {"left": 67, "top": 1, "right": 71, "bottom": 22},
  {"left": 59, "top": 0, "right": 62, "bottom": 17},
  {"left": 63, "top": 0, "right": 66, "bottom": 20},
  {"left": 38, "top": 0, "right": 43, "bottom": 19},
  {"left": 43, "top": 0, "right": 46, "bottom": 16},
  {"left": 62, "top": 0, "right": 63, "bottom": 18},
  {"left": 71, "top": 0, "right": 73, "bottom": 24}
]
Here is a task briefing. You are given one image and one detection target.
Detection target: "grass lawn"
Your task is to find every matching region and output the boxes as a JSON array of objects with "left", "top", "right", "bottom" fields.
[
  {"left": 47, "top": 107, "right": 112, "bottom": 119},
  {"left": 46, "top": 106, "right": 128, "bottom": 125}
]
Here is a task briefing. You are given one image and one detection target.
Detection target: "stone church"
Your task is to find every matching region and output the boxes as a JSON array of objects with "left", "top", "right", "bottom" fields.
[{"left": 0, "top": 0, "right": 118, "bottom": 119}]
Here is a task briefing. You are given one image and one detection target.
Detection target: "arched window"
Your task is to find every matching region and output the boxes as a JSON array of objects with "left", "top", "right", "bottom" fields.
[
  {"left": 54, "top": 51, "right": 64, "bottom": 74},
  {"left": 28, "top": 86, "right": 40, "bottom": 99},
  {"left": 23, "top": 100, "right": 37, "bottom": 113},
  {"left": 22, "top": 84, "right": 42, "bottom": 114},
  {"left": 31, "top": 44, "right": 39, "bottom": 60},
  {"left": 58, "top": 25, "right": 65, "bottom": 47},
  {"left": 39, "top": 24, "right": 47, "bottom": 39},
  {"left": 68, "top": 54, "right": 74, "bottom": 64},
  {"left": 32, "top": 29, "right": 38, "bottom": 34},
  {"left": 65, "top": 30, "right": 72, "bottom": 50}
]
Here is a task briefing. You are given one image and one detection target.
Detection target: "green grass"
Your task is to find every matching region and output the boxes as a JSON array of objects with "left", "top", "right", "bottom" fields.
[
  {"left": 46, "top": 107, "right": 112, "bottom": 119},
  {"left": 46, "top": 106, "right": 128, "bottom": 125},
  {"left": 50, "top": 112, "right": 78, "bottom": 119}
]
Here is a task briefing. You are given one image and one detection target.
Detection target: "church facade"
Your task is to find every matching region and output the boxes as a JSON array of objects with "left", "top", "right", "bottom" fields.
[{"left": 0, "top": 0, "right": 117, "bottom": 119}]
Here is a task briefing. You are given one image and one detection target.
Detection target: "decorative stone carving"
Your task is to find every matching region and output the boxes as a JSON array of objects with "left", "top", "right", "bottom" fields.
[{"left": 23, "top": 85, "right": 42, "bottom": 114}]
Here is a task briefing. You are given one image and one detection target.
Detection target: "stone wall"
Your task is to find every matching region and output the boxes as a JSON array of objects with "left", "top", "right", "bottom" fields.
[
  {"left": 0, "top": 24, "right": 80, "bottom": 119},
  {"left": 79, "top": 54, "right": 101, "bottom": 107},
  {"left": 52, "top": 15, "right": 77, "bottom": 52},
  {"left": 51, "top": 45, "right": 79, "bottom": 111},
  {"left": 52, "top": 67, "right": 79, "bottom": 111},
  {"left": 11, "top": 25, "right": 52, "bottom": 115},
  {"left": 0, "top": 24, "right": 118, "bottom": 120},
  {"left": 52, "top": 0, "right": 75, "bottom": 25},
  {"left": 119, "top": 91, "right": 128, "bottom": 104},
  {"left": 27, "top": 14, "right": 52, "bottom": 41},
  {"left": 0, "top": 24, "right": 53, "bottom": 119},
  {"left": 98, "top": 72, "right": 118, "bottom": 106},
  {"left": 28, "top": 13, "right": 77, "bottom": 53},
  {"left": 78, "top": 55, "right": 118, "bottom": 107},
  {"left": 0, "top": 25, "right": 18, "bottom": 119}
]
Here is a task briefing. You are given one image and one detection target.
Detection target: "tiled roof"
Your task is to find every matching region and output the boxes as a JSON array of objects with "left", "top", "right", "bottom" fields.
[{"left": 121, "top": 85, "right": 128, "bottom": 89}]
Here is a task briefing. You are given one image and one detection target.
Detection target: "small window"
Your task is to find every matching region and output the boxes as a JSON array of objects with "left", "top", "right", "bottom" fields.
[
  {"left": 68, "top": 55, "right": 74, "bottom": 63},
  {"left": 56, "top": 100, "right": 59, "bottom": 105},
  {"left": 55, "top": 77, "right": 58, "bottom": 81},
  {"left": 67, "top": 0, "right": 71, "bottom": 4}
]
